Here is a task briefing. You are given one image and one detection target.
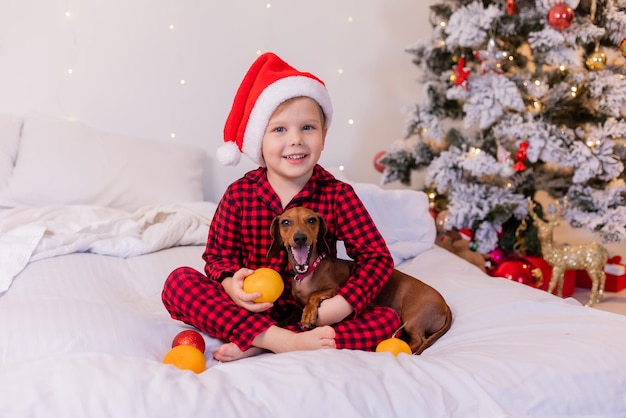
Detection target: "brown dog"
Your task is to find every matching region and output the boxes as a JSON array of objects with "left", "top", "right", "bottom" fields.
[{"left": 267, "top": 207, "right": 452, "bottom": 354}]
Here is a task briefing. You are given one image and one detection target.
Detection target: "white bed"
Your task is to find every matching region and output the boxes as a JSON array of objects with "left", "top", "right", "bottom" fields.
[{"left": 1, "top": 115, "right": 626, "bottom": 418}]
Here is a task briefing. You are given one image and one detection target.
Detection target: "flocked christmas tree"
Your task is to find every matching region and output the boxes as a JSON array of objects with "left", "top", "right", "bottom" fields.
[{"left": 380, "top": 0, "right": 626, "bottom": 256}]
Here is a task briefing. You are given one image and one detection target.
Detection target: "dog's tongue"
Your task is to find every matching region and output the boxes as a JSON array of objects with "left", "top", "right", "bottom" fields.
[{"left": 293, "top": 246, "right": 309, "bottom": 266}]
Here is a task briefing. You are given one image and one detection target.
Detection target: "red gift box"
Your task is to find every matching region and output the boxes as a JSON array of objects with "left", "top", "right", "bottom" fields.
[
  {"left": 575, "top": 256, "right": 626, "bottom": 292},
  {"left": 525, "top": 256, "right": 576, "bottom": 297}
]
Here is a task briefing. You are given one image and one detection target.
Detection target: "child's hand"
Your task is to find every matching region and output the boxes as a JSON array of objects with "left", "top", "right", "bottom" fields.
[{"left": 222, "top": 268, "right": 274, "bottom": 312}]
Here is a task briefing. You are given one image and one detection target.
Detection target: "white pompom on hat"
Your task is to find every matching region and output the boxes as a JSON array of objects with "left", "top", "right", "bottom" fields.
[{"left": 218, "top": 52, "right": 333, "bottom": 166}]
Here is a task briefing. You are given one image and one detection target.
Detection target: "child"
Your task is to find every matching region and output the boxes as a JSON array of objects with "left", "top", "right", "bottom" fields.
[{"left": 162, "top": 52, "right": 400, "bottom": 362}]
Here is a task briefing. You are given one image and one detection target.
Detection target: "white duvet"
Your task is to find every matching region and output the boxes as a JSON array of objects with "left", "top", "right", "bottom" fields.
[
  {"left": 0, "top": 202, "right": 216, "bottom": 293},
  {"left": 1, "top": 244, "right": 625, "bottom": 417},
  {"left": 1, "top": 187, "right": 626, "bottom": 417}
]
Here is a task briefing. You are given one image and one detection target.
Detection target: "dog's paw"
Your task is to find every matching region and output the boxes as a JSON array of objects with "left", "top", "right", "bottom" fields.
[{"left": 300, "top": 306, "right": 318, "bottom": 329}]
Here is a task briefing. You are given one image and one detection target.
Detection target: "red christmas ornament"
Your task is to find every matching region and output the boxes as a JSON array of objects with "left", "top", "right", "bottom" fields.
[
  {"left": 453, "top": 56, "right": 471, "bottom": 89},
  {"left": 373, "top": 150, "right": 387, "bottom": 173},
  {"left": 490, "top": 258, "right": 543, "bottom": 288},
  {"left": 514, "top": 140, "right": 529, "bottom": 172},
  {"left": 547, "top": 3, "right": 574, "bottom": 31},
  {"left": 507, "top": 0, "right": 519, "bottom": 16},
  {"left": 172, "top": 330, "right": 206, "bottom": 354},
  {"left": 489, "top": 248, "right": 505, "bottom": 265}
]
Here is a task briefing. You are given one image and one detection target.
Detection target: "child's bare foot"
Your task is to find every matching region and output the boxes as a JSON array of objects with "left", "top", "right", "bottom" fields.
[
  {"left": 213, "top": 343, "right": 265, "bottom": 362},
  {"left": 215, "top": 326, "right": 337, "bottom": 362},
  {"left": 277, "top": 325, "right": 336, "bottom": 352},
  {"left": 254, "top": 325, "right": 337, "bottom": 355}
]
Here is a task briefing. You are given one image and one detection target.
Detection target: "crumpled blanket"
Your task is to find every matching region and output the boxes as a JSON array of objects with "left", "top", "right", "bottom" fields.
[
  {"left": 0, "top": 202, "right": 216, "bottom": 293},
  {"left": 0, "top": 180, "right": 436, "bottom": 295}
]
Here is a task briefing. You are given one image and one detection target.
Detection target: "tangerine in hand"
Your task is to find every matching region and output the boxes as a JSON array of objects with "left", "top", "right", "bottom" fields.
[{"left": 243, "top": 267, "right": 284, "bottom": 303}]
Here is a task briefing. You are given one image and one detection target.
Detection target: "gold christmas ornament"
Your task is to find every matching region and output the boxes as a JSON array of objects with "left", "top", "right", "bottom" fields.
[
  {"left": 620, "top": 39, "right": 626, "bottom": 57},
  {"left": 586, "top": 49, "right": 607, "bottom": 70},
  {"left": 513, "top": 217, "right": 528, "bottom": 255},
  {"left": 528, "top": 198, "right": 608, "bottom": 306}
]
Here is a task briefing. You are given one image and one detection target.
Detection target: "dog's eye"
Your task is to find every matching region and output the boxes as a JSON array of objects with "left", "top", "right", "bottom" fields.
[
  {"left": 280, "top": 219, "right": 291, "bottom": 227},
  {"left": 306, "top": 217, "right": 317, "bottom": 225}
]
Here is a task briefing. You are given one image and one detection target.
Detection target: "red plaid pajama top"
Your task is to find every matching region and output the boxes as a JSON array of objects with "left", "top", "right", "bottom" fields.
[{"left": 162, "top": 165, "right": 400, "bottom": 351}]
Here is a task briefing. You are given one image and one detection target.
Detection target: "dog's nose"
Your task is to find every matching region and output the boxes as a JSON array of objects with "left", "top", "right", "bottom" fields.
[{"left": 293, "top": 232, "right": 307, "bottom": 247}]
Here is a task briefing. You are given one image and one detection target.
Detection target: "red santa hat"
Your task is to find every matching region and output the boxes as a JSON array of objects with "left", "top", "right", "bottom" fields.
[{"left": 217, "top": 52, "right": 333, "bottom": 166}]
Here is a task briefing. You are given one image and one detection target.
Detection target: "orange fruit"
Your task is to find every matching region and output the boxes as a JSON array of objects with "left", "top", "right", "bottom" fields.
[
  {"left": 243, "top": 267, "right": 284, "bottom": 303},
  {"left": 163, "top": 345, "right": 206, "bottom": 373},
  {"left": 376, "top": 337, "right": 412, "bottom": 356},
  {"left": 376, "top": 323, "right": 412, "bottom": 356}
]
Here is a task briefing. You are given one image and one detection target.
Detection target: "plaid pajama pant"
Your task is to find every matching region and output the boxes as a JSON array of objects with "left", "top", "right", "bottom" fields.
[{"left": 162, "top": 266, "right": 401, "bottom": 352}]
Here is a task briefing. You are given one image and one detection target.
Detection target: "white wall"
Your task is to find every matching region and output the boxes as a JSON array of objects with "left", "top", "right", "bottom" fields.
[
  {"left": 1, "top": 1, "right": 623, "bottom": 259},
  {"left": 0, "top": 0, "right": 431, "bottom": 202}
]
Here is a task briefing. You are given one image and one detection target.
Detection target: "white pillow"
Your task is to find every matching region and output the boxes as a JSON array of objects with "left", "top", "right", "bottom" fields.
[
  {"left": 348, "top": 182, "right": 436, "bottom": 265},
  {"left": 0, "top": 114, "right": 23, "bottom": 188},
  {"left": 0, "top": 115, "right": 206, "bottom": 211},
  {"left": 327, "top": 168, "right": 436, "bottom": 265}
]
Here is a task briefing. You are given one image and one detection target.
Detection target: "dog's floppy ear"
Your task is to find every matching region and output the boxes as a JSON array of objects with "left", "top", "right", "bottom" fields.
[
  {"left": 316, "top": 214, "right": 331, "bottom": 255},
  {"left": 267, "top": 216, "right": 284, "bottom": 259}
]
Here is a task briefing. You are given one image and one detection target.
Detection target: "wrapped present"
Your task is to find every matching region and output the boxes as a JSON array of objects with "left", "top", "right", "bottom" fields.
[
  {"left": 525, "top": 256, "right": 576, "bottom": 297},
  {"left": 576, "top": 256, "right": 626, "bottom": 292}
]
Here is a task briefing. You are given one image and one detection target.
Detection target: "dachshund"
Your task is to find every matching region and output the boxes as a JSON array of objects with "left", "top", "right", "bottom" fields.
[{"left": 267, "top": 206, "right": 452, "bottom": 354}]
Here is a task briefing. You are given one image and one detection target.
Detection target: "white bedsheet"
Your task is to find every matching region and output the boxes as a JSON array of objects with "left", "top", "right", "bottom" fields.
[
  {"left": 1, "top": 244, "right": 625, "bottom": 417},
  {"left": 0, "top": 202, "right": 216, "bottom": 293}
]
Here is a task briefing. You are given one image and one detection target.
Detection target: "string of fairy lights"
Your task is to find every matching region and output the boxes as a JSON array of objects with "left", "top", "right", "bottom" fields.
[{"left": 60, "top": 1, "right": 359, "bottom": 164}]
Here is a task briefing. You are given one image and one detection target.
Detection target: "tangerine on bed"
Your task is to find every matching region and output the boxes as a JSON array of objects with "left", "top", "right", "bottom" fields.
[{"left": 163, "top": 345, "right": 206, "bottom": 373}]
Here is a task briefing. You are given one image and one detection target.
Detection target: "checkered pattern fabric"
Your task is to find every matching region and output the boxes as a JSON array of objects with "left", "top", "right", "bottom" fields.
[{"left": 162, "top": 165, "right": 399, "bottom": 351}]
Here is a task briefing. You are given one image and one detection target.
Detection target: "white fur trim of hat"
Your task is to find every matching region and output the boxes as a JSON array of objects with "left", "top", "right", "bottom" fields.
[{"left": 218, "top": 52, "right": 333, "bottom": 167}]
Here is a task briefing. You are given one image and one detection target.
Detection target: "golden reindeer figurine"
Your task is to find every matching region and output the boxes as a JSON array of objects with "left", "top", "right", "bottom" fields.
[{"left": 527, "top": 198, "right": 608, "bottom": 307}]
